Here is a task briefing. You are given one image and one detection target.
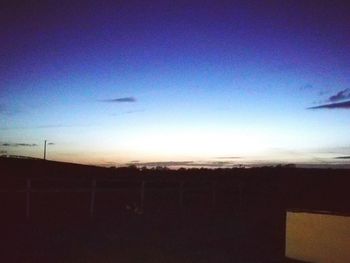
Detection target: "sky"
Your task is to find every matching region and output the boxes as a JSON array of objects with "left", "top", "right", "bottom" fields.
[{"left": 1, "top": 0, "right": 350, "bottom": 167}]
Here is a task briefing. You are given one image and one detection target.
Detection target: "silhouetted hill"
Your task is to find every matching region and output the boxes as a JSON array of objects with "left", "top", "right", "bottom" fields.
[
  {"left": 1, "top": 157, "right": 349, "bottom": 263},
  {"left": 2, "top": 155, "right": 349, "bottom": 178},
  {"left": 2, "top": 156, "right": 350, "bottom": 216}
]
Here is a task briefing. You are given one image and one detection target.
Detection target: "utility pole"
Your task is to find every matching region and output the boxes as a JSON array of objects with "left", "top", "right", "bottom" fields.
[{"left": 44, "top": 140, "right": 47, "bottom": 160}]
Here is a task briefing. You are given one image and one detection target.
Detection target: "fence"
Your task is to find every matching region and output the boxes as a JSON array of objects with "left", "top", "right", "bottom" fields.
[{"left": 0, "top": 178, "right": 244, "bottom": 219}]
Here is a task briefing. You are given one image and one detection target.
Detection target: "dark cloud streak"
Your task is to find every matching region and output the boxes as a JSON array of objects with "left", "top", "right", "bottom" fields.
[
  {"left": 328, "top": 88, "right": 350, "bottom": 102},
  {"left": 1, "top": 143, "right": 38, "bottom": 147},
  {"left": 127, "top": 160, "right": 243, "bottom": 168},
  {"left": 307, "top": 100, "right": 350, "bottom": 110},
  {"left": 334, "top": 156, "right": 350, "bottom": 159},
  {"left": 100, "top": 97, "right": 136, "bottom": 103}
]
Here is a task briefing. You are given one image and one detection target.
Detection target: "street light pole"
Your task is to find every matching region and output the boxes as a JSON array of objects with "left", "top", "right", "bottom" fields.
[{"left": 44, "top": 140, "right": 47, "bottom": 160}]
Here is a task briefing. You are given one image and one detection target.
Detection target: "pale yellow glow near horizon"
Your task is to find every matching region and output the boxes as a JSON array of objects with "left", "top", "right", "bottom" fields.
[
  {"left": 4, "top": 127, "right": 330, "bottom": 166},
  {"left": 39, "top": 129, "right": 267, "bottom": 166},
  {"left": 117, "top": 129, "right": 271, "bottom": 159}
]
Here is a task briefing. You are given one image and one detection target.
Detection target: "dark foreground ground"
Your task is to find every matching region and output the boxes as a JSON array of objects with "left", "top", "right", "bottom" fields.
[
  {"left": 3, "top": 157, "right": 342, "bottom": 263},
  {"left": 3, "top": 217, "right": 308, "bottom": 263},
  {"left": 3, "top": 218, "right": 241, "bottom": 263}
]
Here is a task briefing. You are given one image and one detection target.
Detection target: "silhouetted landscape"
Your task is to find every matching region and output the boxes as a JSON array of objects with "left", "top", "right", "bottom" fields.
[{"left": 1, "top": 157, "right": 349, "bottom": 262}]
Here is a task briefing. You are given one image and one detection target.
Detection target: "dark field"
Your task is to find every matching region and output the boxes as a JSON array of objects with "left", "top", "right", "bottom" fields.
[
  {"left": 1, "top": 157, "right": 347, "bottom": 263},
  {"left": 3, "top": 215, "right": 301, "bottom": 263}
]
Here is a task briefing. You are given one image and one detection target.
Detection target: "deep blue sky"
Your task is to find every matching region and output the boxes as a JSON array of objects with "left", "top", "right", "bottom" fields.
[{"left": 1, "top": 1, "right": 350, "bottom": 167}]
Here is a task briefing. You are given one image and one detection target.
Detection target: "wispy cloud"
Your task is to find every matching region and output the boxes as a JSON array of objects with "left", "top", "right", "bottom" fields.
[
  {"left": 1, "top": 143, "right": 38, "bottom": 147},
  {"left": 131, "top": 161, "right": 194, "bottom": 167},
  {"left": 274, "top": 63, "right": 298, "bottom": 72},
  {"left": 215, "top": 156, "right": 242, "bottom": 159},
  {"left": 126, "top": 160, "right": 244, "bottom": 168},
  {"left": 188, "top": 161, "right": 234, "bottom": 167},
  {"left": 0, "top": 124, "right": 93, "bottom": 130},
  {"left": 124, "top": 109, "right": 144, "bottom": 114},
  {"left": 111, "top": 109, "right": 145, "bottom": 116},
  {"left": 100, "top": 97, "right": 136, "bottom": 103},
  {"left": 327, "top": 88, "right": 350, "bottom": 103},
  {"left": 307, "top": 88, "right": 350, "bottom": 110},
  {"left": 35, "top": 124, "right": 77, "bottom": 129},
  {"left": 307, "top": 100, "right": 350, "bottom": 110},
  {"left": 300, "top": 83, "right": 313, "bottom": 90},
  {"left": 334, "top": 156, "right": 350, "bottom": 159},
  {"left": 0, "top": 104, "right": 20, "bottom": 116}
]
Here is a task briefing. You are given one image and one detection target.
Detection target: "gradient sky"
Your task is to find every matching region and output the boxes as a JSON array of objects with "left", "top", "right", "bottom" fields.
[{"left": 1, "top": 1, "right": 350, "bottom": 167}]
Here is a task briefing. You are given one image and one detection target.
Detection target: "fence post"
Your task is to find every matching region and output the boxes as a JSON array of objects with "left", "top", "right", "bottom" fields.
[
  {"left": 90, "top": 179, "right": 96, "bottom": 218},
  {"left": 26, "top": 179, "right": 31, "bottom": 219},
  {"left": 140, "top": 181, "right": 145, "bottom": 210}
]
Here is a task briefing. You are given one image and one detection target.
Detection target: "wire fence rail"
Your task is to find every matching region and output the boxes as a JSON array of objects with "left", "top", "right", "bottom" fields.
[
  {"left": 3, "top": 177, "right": 346, "bottom": 220},
  {"left": 0, "top": 178, "right": 241, "bottom": 219}
]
